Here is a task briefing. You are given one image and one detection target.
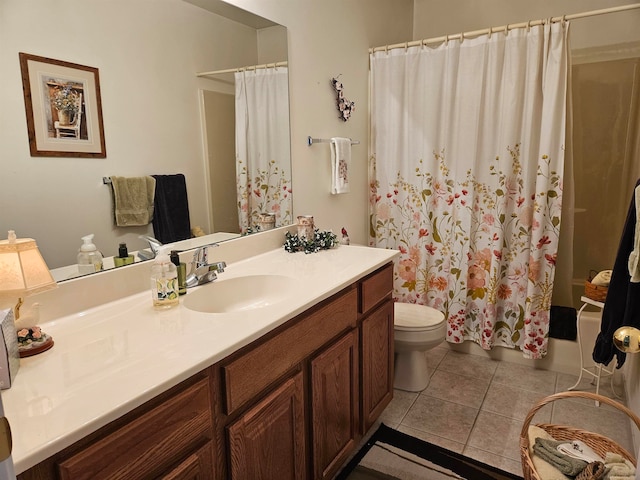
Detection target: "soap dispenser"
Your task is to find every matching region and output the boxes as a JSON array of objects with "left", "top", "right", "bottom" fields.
[
  {"left": 77, "top": 234, "right": 104, "bottom": 275},
  {"left": 150, "top": 251, "right": 179, "bottom": 309},
  {"left": 114, "top": 243, "right": 135, "bottom": 267}
]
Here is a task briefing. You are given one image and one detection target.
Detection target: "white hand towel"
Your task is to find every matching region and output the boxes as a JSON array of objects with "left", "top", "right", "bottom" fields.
[
  {"left": 556, "top": 440, "right": 603, "bottom": 463},
  {"left": 628, "top": 184, "right": 640, "bottom": 282},
  {"left": 330, "top": 137, "right": 351, "bottom": 194}
]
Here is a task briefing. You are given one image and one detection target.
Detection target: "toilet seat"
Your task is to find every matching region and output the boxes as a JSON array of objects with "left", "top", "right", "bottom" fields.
[{"left": 394, "top": 303, "right": 445, "bottom": 331}]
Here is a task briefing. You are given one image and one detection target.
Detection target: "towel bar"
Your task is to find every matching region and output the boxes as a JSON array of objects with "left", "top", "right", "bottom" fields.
[{"left": 307, "top": 136, "right": 360, "bottom": 146}]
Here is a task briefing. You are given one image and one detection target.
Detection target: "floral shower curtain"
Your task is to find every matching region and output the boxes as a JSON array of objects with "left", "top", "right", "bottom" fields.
[
  {"left": 369, "top": 23, "right": 570, "bottom": 358},
  {"left": 235, "top": 67, "right": 292, "bottom": 232}
]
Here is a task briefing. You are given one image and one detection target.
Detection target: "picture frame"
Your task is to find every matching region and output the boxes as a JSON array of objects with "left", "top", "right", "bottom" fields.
[{"left": 19, "top": 52, "right": 106, "bottom": 158}]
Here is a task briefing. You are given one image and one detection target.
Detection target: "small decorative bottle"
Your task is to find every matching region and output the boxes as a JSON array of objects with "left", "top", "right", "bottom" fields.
[
  {"left": 150, "top": 252, "right": 179, "bottom": 309},
  {"left": 340, "top": 227, "right": 350, "bottom": 245},
  {"left": 297, "top": 215, "right": 315, "bottom": 241},
  {"left": 258, "top": 213, "right": 276, "bottom": 231},
  {"left": 114, "top": 243, "right": 134, "bottom": 267}
]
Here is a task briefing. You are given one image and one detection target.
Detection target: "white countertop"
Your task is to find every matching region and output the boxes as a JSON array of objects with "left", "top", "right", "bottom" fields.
[{"left": 2, "top": 245, "right": 398, "bottom": 474}]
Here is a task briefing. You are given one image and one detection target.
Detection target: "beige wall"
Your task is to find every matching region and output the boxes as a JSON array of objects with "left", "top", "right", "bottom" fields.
[
  {"left": 0, "top": 0, "right": 412, "bottom": 268},
  {"left": 221, "top": 0, "right": 414, "bottom": 245},
  {"left": 0, "top": 0, "right": 263, "bottom": 267},
  {"left": 413, "top": 0, "right": 640, "bottom": 49}
]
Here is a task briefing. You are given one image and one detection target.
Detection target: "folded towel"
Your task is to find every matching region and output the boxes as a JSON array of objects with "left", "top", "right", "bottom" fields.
[
  {"left": 603, "top": 452, "right": 635, "bottom": 480},
  {"left": 533, "top": 438, "right": 589, "bottom": 476},
  {"left": 330, "top": 137, "right": 351, "bottom": 194},
  {"left": 111, "top": 176, "right": 156, "bottom": 227},
  {"left": 528, "top": 426, "right": 571, "bottom": 480},
  {"left": 628, "top": 184, "right": 640, "bottom": 283},
  {"left": 151, "top": 174, "right": 191, "bottom": 244},
  {"left": 557, "top": 440, "right": 604, "bottom": 464}
]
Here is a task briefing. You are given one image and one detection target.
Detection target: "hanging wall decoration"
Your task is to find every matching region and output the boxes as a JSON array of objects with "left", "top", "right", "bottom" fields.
[
  {"left": 19, "top": 52, "right": 106, "bottom": 158},
  {"left": 331, "top": 75, "right": 355, "bottom": 122}
]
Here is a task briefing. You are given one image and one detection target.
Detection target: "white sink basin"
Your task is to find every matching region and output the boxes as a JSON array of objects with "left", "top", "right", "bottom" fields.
[{"left": 183, "top": 274, "right": 298, "bottom": 313}]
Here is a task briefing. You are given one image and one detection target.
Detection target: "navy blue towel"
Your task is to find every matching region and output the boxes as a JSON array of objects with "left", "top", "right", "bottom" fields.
[
  {"left": 592, "top": 179, "right": 640, "bottom": 368},
  {"left": 151, "top": 174, "right": 191, "bottom": 244}
]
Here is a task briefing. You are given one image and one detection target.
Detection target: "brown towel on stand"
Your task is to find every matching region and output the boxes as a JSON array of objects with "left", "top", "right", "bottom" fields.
[
  {"left": 111, "top": 176, "right": 156, "bottom": 226},
  {"left": 151, "top": 174, "right": 191, "bottom": 244}
]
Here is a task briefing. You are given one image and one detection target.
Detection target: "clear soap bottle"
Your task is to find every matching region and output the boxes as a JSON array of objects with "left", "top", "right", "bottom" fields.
[
  {"left": 150, "top": 252, "right": 179, "bottom": 309},
  {"left": 77, "top": 234, "right": 104, "bottom": 275}
]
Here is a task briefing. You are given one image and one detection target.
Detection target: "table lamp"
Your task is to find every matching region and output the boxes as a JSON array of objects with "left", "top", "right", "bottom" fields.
[{"left": 0, "top": 230, "right": 57, "bottom": 357}]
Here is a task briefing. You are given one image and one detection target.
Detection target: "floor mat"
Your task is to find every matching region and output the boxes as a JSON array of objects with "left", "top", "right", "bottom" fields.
[{"left": 336, "top": 423, "right": 523, "bottom": 480}]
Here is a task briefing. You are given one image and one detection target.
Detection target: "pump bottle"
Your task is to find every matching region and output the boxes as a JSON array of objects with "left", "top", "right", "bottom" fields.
[
  {"left": 77, "top": 234, "right": 104, "bottom": 275},
  {"left": 150, "top": 252, "right": 179, "bottom": 309}
]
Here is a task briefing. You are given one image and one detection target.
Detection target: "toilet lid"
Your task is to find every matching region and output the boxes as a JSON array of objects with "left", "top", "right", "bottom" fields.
[{"left": 394, "top": 302, "right": 445, "bottom": 331}]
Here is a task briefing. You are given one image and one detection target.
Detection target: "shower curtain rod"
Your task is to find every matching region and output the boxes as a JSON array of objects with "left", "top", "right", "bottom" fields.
[
  {"left": 197, "top": 61, "right": 287, "bottom": 78},
  {"left": 369, "top": 3, "right": 640, "bottom": 53}
]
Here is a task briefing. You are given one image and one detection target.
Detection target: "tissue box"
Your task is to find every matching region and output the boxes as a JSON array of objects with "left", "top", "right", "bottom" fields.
[{"left": 0, "top": 308, "right": 19, "bottom": 389}]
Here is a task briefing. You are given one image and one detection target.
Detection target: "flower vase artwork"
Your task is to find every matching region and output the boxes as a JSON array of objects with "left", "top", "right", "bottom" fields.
[{"left": 52, "top": 85, "right": 79, "bottom": 126}]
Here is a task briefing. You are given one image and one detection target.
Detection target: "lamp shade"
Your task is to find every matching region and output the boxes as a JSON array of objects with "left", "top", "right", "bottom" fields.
[{"left": 0, "top": 232, "right": 56, "bottom": 299}]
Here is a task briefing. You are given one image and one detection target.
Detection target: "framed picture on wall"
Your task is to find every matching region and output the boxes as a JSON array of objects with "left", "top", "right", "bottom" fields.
[{"left": 18, "top": 52, "right": 107, "bottom": 158}]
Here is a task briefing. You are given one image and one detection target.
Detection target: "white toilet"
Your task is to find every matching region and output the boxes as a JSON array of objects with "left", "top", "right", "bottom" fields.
[{"left": 394, "top": 302, "right": 446, "bottom": 392}]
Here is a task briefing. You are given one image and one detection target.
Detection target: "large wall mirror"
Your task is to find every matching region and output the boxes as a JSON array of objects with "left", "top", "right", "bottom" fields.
[{"left": 0, "top": 0, "right": 291, "bottom": 281}]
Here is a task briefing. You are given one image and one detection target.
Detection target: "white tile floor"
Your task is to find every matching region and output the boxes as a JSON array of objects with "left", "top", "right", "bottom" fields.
[{"left": 378, "top": 345, "right": 635, "bottom": 476}]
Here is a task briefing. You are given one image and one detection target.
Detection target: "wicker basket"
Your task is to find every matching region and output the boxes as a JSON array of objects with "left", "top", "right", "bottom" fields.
[
  {"left": 584, "top": 270, "right": 608, "bottom": 302},
  {"left": 520, "top": 391, "right": 640, "bottom": 480}
]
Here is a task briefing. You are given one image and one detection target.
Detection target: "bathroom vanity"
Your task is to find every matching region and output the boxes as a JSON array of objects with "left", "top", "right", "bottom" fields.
[{"left": 4, "top": 242, "right": 397, "bottom": 480}]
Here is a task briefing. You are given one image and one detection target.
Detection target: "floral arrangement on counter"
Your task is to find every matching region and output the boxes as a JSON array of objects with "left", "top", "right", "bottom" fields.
[
  {"left": 284, "top": 229, "right": 338, "bottom": 254},
  {"left": 17, "top": 326, "right": 51, "bottom": 349}
]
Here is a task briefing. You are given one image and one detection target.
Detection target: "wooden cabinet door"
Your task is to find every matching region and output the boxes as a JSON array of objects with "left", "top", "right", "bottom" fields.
[
  {"left": 57, "top": 377, "right": 213, "bottom": 480},
  {"left": 227, "top": 372, "right": 306, "bottom": 480},
  {"left": 361, "top": 300, "right": 394, "bottom": 433},
  {"left": 311, "top": 329, "right": 359, "bottom": 480},
  {"left": 160, "top": 442, "right": 215, "bottom": 480}
]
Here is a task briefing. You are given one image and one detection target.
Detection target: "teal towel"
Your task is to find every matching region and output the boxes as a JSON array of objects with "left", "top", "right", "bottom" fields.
[{"left": 533, "top": 438, "right": 588, "bottom": 476}]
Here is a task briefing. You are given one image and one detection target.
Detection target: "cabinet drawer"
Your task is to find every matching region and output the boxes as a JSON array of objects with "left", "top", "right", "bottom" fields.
[
  {"left": 360, "top": 263, "right": 393, "bottom": 314},
  {"left": 57, "top": 377, "right": 213, "bottom": 480},
  {"left": 223, "top": 288, "right": 358, "bottom": 415}
]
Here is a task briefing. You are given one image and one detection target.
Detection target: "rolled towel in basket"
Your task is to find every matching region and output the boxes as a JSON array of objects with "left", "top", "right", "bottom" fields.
[
  {"left": 533, "top": 438, "right": 589, "bottom": 476},
  {"left": 591, "top": 270, "right": 612, "bottom": 286}
]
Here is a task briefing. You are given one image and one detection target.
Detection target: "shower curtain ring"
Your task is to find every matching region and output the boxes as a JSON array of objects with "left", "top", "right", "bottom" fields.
[
  {"left": 445, "top": 34, "right": 449, "bottom": 46},
  {"left": 504, "top": 24, "right": 509, "bottom": 36},
  {"left": 459, "top": 32, "right": 464, "bottom": 43},
  {"left": 488, "top": 27, "right": 492, "bottom": 39},
  {"left": 526, "top": 20, "right": 532, "bottom": 32}
]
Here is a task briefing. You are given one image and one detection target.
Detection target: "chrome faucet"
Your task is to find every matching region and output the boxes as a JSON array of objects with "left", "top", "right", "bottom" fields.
[
  {"left": 138, "top": 235, "right": 163, "bottom": 260},
  {"left": 185, "top": 244, "right": 226, "bottom": 288}
]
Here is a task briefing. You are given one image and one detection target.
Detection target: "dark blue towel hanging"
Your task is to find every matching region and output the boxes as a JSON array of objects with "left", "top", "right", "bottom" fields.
[
  {"left": 151, "top": 174, "right": 192, "bottom": 244},
  {"left": 592, "top": 179, "right": 640, "bottom": 368}
]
